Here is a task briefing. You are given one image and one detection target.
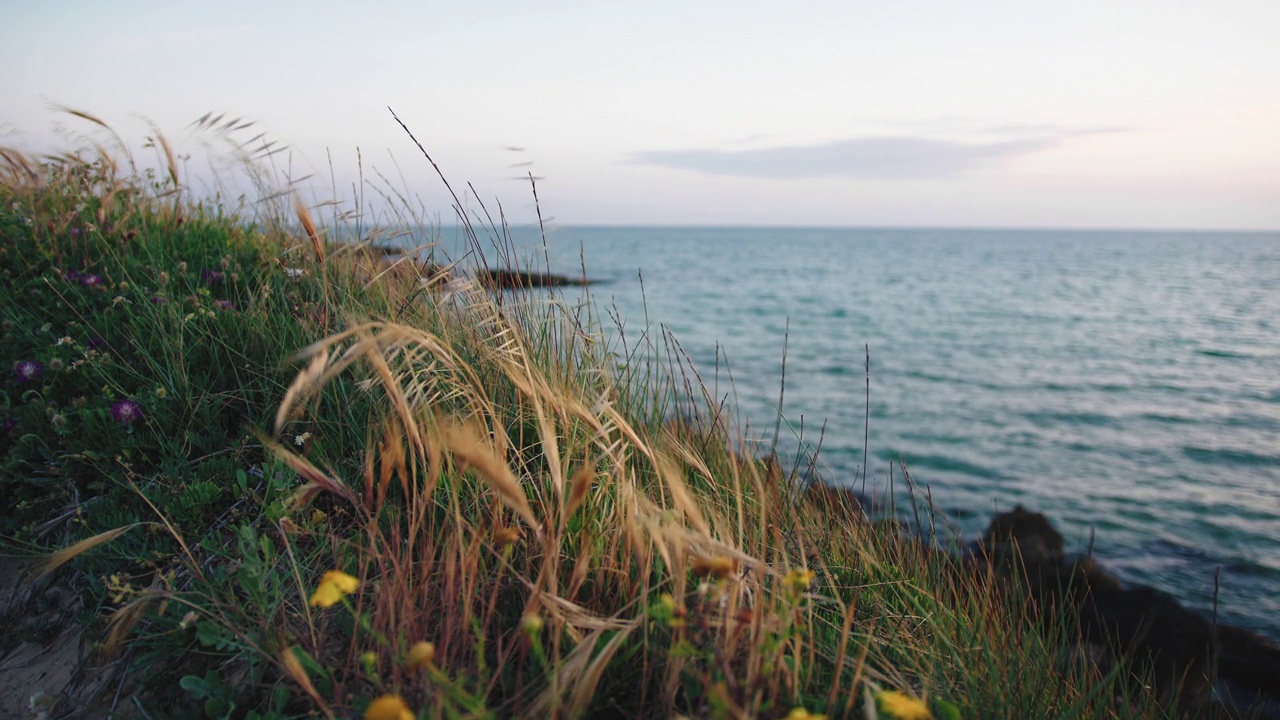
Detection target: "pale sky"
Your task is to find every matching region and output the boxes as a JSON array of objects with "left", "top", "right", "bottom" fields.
[{"left": 3, "top": 0, "right": 1278, "bottom": 229}]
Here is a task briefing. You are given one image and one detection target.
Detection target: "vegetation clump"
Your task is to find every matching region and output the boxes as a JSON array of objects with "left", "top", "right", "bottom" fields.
[{"left": 0, "top": 113, "right": 1197, "bottom": 718}]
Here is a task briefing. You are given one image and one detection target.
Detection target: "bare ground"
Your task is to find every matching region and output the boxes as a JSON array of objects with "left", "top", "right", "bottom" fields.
[{"left": 0, "top": 558, "right": 134, "bottom": 719}]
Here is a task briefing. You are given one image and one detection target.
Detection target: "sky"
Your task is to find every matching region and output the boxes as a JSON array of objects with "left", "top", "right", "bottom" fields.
[{"left": 2, "top": 0, "right": 1278, "bottom": 229}]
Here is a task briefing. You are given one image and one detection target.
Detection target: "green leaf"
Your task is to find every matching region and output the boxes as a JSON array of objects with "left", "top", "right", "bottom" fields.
[
  {"left": 195, "top": 621, "right": 236, "bottom": 650},
  {"left": 933, "top": 698, "right": 963, "bottom": 720},
  {"left": 179, "top": 674, "right": 210, "bottom": 699}
]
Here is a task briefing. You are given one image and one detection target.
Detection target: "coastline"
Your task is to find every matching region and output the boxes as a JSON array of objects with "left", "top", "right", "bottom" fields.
[{"left": 3, "top": 136, "right": 1277, "bottom": 718}]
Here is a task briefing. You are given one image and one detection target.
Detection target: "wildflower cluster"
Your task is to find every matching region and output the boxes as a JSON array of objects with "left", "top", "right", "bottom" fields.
[
  {"left": 305, "top": 570, "right": 450, "bottom": 719},
  {"left": 1, "top": 166, "right": 281, "bottom": 551}
]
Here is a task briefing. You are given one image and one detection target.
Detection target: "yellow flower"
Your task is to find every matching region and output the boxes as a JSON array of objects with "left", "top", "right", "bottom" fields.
[
  {"left": 364, "top": 694, "right": 414, "bottom": 720},
  {"left": 522, "top": 612, "right": 545, "bottom": 636},
  {"left": 309, "top": 570, "right": 359, "bottom": 608},
  {"left": 876, "top": 690, "right": 933, "bottom": 720},
  {"left": 653, "top": 593, "right": 687, "bottom": 629},
  {"left": 405, "top": 641, "right": 435, "bottom": 671},
  {"left": 783, "top": 568, "right": 816, "bottom": 596},
  {"left": 785, "top": 708, "right": 827, "bottom": 720}
]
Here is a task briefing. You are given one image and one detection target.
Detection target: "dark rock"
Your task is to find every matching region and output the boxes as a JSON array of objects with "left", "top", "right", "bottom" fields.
[
  {"left": 1016, "top": 555, "right": 1127, "bottom": 612},
  {"left": 475, "top": 268, "right": 591, "bottom": 289},
  {"left": 1216, "top": 624, "right": 1280, "bottom": 706},
  {"left": 1063, "top": 556, "right": 1125, "bottom": 601},
  {"left": 1081, "top": 585, "right": 1213, "bottom": 703},
  {"left": 1216, "top": 677, "right": 1280, "bottom": 720},
  {"left": 362, "top": 247, "right": 453, "bottom": 289},
  {"left": 966, "top": 505, "right": 1280, "bottom": 714},
  {"left": 971, "top": 509, "right": 1121, "bottom": 612},
  {"left": 803, "top": 482, "right": 867, "bottom": 523},
  {"left": 982, "top": 504, "right": 1065, "bottom": 566}
]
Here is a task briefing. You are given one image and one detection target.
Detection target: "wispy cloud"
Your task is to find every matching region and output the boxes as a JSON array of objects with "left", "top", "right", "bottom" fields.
[
  {"left": 631, "top": 127, "right": 1123, "bottom": 180},
  {"left": 631, "top": 136, "right": 1053, "bottom": 180}
]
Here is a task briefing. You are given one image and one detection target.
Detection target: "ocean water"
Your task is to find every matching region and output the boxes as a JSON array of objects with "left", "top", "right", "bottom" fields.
[{"left": 438, "top": 226, "right": 1280, "bottom": 639}]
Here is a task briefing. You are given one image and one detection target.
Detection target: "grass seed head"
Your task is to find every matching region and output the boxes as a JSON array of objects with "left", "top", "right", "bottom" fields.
[
  {"left": 691, "top": 554, "right": 737, "bottom": 580},
  {"left": 405, "top": 641, "right": 435, "bottom": 671},
  {"left": 493, "top": 526, "right": 521, "bottom": 549}
]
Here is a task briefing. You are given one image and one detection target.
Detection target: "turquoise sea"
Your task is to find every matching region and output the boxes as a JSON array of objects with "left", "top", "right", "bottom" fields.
[{"left": 440, "top": 226, "right": 1280, "bottom": 639}]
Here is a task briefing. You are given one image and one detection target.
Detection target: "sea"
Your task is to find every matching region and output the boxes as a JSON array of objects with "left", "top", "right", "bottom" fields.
[{"left": 428, "top": 226, "right": 1280, "bottom": 639}]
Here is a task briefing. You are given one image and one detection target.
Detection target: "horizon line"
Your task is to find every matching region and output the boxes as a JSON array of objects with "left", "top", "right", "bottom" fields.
[{"left": 429, "top": 221, "right": 1280, "bottom": 234}]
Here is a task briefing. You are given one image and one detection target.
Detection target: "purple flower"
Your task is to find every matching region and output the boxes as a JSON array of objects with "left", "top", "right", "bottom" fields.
[
  {"left": 88, "top": 336, "right": 107, "bottom": 350},
  {"left": 0, "top": 418, "right": 16, "bottom": 436},
  {"left": 201, "top": 270, "right": 224, "bottom": 286},
  {"left": 151, "top": 295, "right": 169, "bottom": 304},
  {"left": 214, "top": 299, "right": 235, "bottom": 311},
  {"left": 13, "top": 360, "right": 43, "bottom": 384},
  {"left": 65, "top": 270, "right": 83, "bottom": 283},
  {"left": 110, "top": 399, "right": 143, "bottom": 426},
  {"left": 79, "top": 273, "right": 104, "bottom": 287}
]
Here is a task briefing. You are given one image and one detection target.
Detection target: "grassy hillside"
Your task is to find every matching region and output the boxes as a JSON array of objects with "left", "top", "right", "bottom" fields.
[{"left": 0, "top": 117, "right": 1181, "bottom": 719}]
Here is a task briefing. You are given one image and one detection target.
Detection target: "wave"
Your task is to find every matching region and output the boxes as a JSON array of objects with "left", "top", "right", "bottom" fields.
[
  {"left": 1140, "top": 412, "right": 1196, "bottom": 424},
  {"left": 1181, "top": 445, "right": 1279, "bottom": 467},
  {"left": 1021, "top": 410, "right": 1120, "bottom": 428},
  {"left": 1196, "top": 348, "right": 1254, "bottom": 359},
  {"left": 876, "top": 449, "right": 1006, "bottom": 480}
]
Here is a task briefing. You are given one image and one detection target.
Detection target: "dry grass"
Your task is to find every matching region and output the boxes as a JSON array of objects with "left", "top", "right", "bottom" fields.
[
  {"left": 0, "top": 110, "right": 1188, "bottom": 719},
  {"left": 266, "top": 298, "right": 826, "bottom": 715},
  {"left": 256, "top": 279, "right": 1160, "bottom": 717}
]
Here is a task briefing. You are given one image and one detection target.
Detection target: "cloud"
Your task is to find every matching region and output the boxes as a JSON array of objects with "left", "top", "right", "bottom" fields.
[{"left": 629, "top": 135, "right": 1061, "bottom": 180}]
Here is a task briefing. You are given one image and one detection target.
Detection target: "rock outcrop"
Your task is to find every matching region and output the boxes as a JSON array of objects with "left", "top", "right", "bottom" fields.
[
  {"left": 803, "top": 481, "right": 868, "bottom": 523},
  {"left": 974, "top": 505, "right": 1280, "bottom": 717},
  {"left": 475, "top": 268, "right": 592, "bottom": 289}
]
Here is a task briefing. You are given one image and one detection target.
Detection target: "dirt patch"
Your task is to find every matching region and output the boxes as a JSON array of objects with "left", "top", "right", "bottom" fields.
[{"left": 0, "top": 558, "right": 131, "bottom": 719}]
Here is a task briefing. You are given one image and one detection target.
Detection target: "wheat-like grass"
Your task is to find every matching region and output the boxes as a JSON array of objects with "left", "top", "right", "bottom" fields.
[{"left": 295, "top": 194, "right": 325, "bottom": 264}]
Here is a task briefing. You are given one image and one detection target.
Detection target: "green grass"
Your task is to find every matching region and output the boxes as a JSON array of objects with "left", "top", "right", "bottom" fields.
[{"left": 0, "top": 116, "right": 1190, "bottom": 719}]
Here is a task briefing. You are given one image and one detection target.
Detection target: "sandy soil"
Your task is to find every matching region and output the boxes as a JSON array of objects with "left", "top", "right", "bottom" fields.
[{"left": 0, "top": 558, "right": 128, "bottom": 719}]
